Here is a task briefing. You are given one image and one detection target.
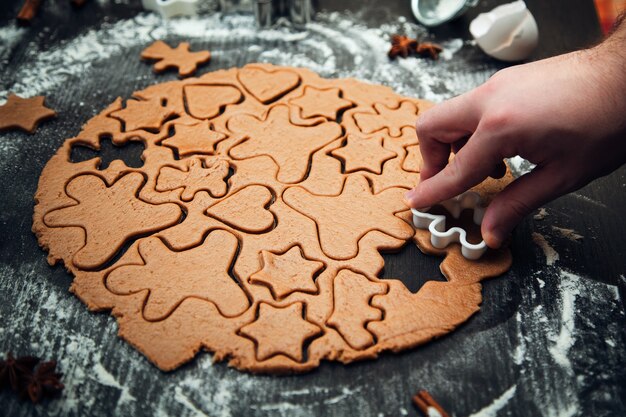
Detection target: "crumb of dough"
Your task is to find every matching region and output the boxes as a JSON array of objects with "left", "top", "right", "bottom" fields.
[
  {"left": 532, "top": 232, "right": 560, "bottom": 266},
  {"left": 551, "top": 226, "right": 584, "bottom": 242}
]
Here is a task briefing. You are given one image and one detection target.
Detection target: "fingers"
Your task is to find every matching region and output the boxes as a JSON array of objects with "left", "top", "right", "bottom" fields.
[
  {"left": 417, "top": 92, "right": 481, "bottom": 181},
  {"left": 405, "top": 130, "right": 501, "bottom": 208},
  {"left": 481, "top": 165, "right": 567, "bottom": 248}
]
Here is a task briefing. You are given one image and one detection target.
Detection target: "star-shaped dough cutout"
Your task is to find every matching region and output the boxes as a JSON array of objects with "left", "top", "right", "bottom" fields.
[
  {"left": 239, "top": 302, "right": 321, "bottom": 362},
  {"left": 161, "top": 121, "right": 227, "bottom": 158},
  {"left": 141, "top": 40, "right": 211, "bottom": 77},
  {"left": 111, "top": 98, "right": 176, "bottom": 132},
  {"left": 283, "top": 175, "right": 414, "bottom": 259},
  {"left": 331, "top": 133, "right": 397, "bottom": 174},
  {"left": 44, "top": 173, "right": 182, "bottom": 270},
  {"left": 228, "top": 105, "right": 342, "bottom": 183},
  {"left": 290, "top": 87, "right": 353, "bottom": 120},
  {"left": 107, "top": 230, "right": 249, "bottom": 320},
  {"left": 0, "top": 94, "right": 56, "bottom": 133},
  {"left": 250, "top": 246, "right": 324, "bottom": 299},
  {"left": 353, "top": 101, "right": 419, "bottom": 137}
]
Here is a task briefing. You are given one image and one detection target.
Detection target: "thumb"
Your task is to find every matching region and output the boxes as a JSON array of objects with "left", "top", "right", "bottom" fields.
[{"left": 481, "top": 165, "right": 568, "bottom": 248}]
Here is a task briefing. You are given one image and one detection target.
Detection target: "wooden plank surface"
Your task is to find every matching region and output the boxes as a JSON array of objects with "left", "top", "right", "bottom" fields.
[{"left": 0, "top": 0, "right": 625, "bottom": 416}]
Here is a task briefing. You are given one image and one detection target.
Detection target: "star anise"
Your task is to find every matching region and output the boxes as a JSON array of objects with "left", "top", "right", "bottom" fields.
[
  {"left": 416, "top": 42, "right": 444, "bottom": 60},
  {"left": 388, "top": 35, "right": 419, "bottom": 59},
  {"left": 20, "top": 360, "right": 64, "bottom": 403},
  {"left": 0, "top": 352, "right": 40, "bottom": 392}
]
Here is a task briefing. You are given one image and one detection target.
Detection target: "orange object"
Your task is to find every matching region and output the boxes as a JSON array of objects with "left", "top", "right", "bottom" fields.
[{"left": 595, "top": 0, "right": 626, "bottom": 33}]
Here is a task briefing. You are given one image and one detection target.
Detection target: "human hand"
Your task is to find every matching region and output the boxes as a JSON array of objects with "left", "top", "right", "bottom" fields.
[{"left": 404, "top": 31, "right": 626, "bottom": 249}]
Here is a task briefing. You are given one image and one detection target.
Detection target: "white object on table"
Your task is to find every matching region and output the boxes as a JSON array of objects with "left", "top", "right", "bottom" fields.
[
  {"left": 411, "top": 0, "right": 479, "bottom": 27},
  {"left": 411, "top": 191, "right": 488, "bottom": 261},
  {"left": 142, "top": 0, "right": 199, "bottom": 19},
  {"left": 469, "top": 0, "right": 539, "bottom": 62}
]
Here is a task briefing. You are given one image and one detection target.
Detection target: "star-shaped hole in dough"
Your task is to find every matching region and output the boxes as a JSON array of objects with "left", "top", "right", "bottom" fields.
[
  {"left": 283, "top": 175, "right": 414, "bottom": 260},
  {"left": 353, "top": 101, "right": 419, "bottom": 137},
  {"left": 290, "top": 86, "right": 353, "bottom": 120},
  {"left": 111, "top": 98, "right": 177, "bottom": 132},
  {"left": 250, "top": 246, "right": 324, "bottom": 299},
  {"left": 239, "top": 302, "right": 321, "bottom": 362},
  {"left": 0, "top": 94, "right": 56, "bottom": 133},
  {"left": 161, "top": 121, "right": 227, "bottom": 158},
  {"left": 330, "top": 133, "right": 397, "bottom": 174},
  {"left": 107, "top": 230, "right": 250, "bottom": 320},
  {"left": 227, "top": 105, "right": 342, "bottom": 184},
  {"left": 156, "top": 157, "right": 230, "bottom": 201},
  {"left": 141, "top": 40, "right": 211, "bottom": 77}
]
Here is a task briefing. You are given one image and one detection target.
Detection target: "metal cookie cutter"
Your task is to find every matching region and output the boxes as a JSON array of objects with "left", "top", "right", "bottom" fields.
[
  {"left": 142, "top": 0, "right": 199, "bottom": 19},
  {"left": 411, "top": 191, "right": 487, "bottom": 260},
  {"left": 411, "top": 0, "right": 479, "bottom": 27}
]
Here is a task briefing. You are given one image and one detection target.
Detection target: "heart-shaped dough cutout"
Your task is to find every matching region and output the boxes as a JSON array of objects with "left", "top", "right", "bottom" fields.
[
  {"left": 184, "top": 85, "right": 242, "bottom": 119},
  {"left": 206, "top": 185, "right": 275, "bottom": 233},
  {"left": 238, "top": 67, "right": 301, "bottom": 104}
]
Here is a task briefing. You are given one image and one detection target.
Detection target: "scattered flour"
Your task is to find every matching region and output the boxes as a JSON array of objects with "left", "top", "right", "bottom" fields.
[
  {"left": 1, "top": 12, "right": 481, "bottom": 107},
  {"left": 92, "top": 362, "right": 136, "bottom": 405},
  {"left": 467, "top": 385, "right": 517, "bottom": 417},
  {"left": 548, "top": 270, "right": 581, "bottom": 372},
  {"left": 427, "top": 407, "right": 443, "bottom": 417},
  {"left": 175, "top": 386, "right": 212, "bottom": 417}
]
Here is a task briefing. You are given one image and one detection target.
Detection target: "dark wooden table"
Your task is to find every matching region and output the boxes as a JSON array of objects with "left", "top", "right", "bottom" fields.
[{"left": 1, "top": 0, "right": 625, "bottom": 416}]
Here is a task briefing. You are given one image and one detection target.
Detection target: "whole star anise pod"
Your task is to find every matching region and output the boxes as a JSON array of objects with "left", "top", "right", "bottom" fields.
[
  {"left": 0, "top": 352, "right": 40, "bottom": 392},
  {"left": 416, "top": 42, "right": 444, "bottom": 60},
  {"left": 388, "top": 35, "right": 419, "bottom": 59},
  {"left": 20, "top": 360, "right": 64, "bottom": 403}
]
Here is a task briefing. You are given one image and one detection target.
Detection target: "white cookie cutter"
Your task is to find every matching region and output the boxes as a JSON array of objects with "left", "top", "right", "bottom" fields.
[
  {"left": 411, "top": 191, "right": 487, "bottom": 260},
  {"left": 141, "top": 0, "right": 198, "bottom": 18}
]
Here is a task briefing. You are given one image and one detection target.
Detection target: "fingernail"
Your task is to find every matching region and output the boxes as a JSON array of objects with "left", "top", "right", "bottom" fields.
[
  {"left": 484, "top": 228, "right": 505, "bottom": 249},
  {"left": 404, "top": 189, "right": 416, "bottom": 206}
]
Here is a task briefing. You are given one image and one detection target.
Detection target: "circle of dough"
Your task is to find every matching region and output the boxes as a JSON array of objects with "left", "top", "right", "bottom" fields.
[{"left": 33, "top": 64, "right": 512, "bottom": 373}]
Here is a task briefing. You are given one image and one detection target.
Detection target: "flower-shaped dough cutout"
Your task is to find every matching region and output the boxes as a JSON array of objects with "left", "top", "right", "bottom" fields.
[
  {"left": 354, "top": 101, "right": 420, "bottom": 137},
  {"left": 107, "top": 230, "right": 249, "bottom": 320},
  {"left": 161, "top": 121, "right": 227, "bottom": 157},
  {"left": 249, "top": 246, "right": 324, "bottom": 299},
  {"left": 290, "top": 86, "right": 353, "bottom": 120},
  {"left": 331, "top": 133, "right": 397, "bottom": 174},
  {"left": 239, "top": 302, "right": 321, "bottom": 362},
  {"left": 44, "top": 173, "right": 182, "bottom": 270},
  {"left": 283, "top": 175, "right": 414, "bottom": 259},
  {"left": 227, "top": 105, "right": 343, "bottom": 184}
]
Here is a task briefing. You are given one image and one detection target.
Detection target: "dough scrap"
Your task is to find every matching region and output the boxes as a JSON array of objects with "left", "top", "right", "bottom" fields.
[
  {"left": 0, "top": 94, "right": 56, "bottom": 133},
  {"left": 141, "top": 40, "right": 211, "bottom": 77},
  {"left": 33, "top": 64, "right": 512, "bottom": 374}
]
